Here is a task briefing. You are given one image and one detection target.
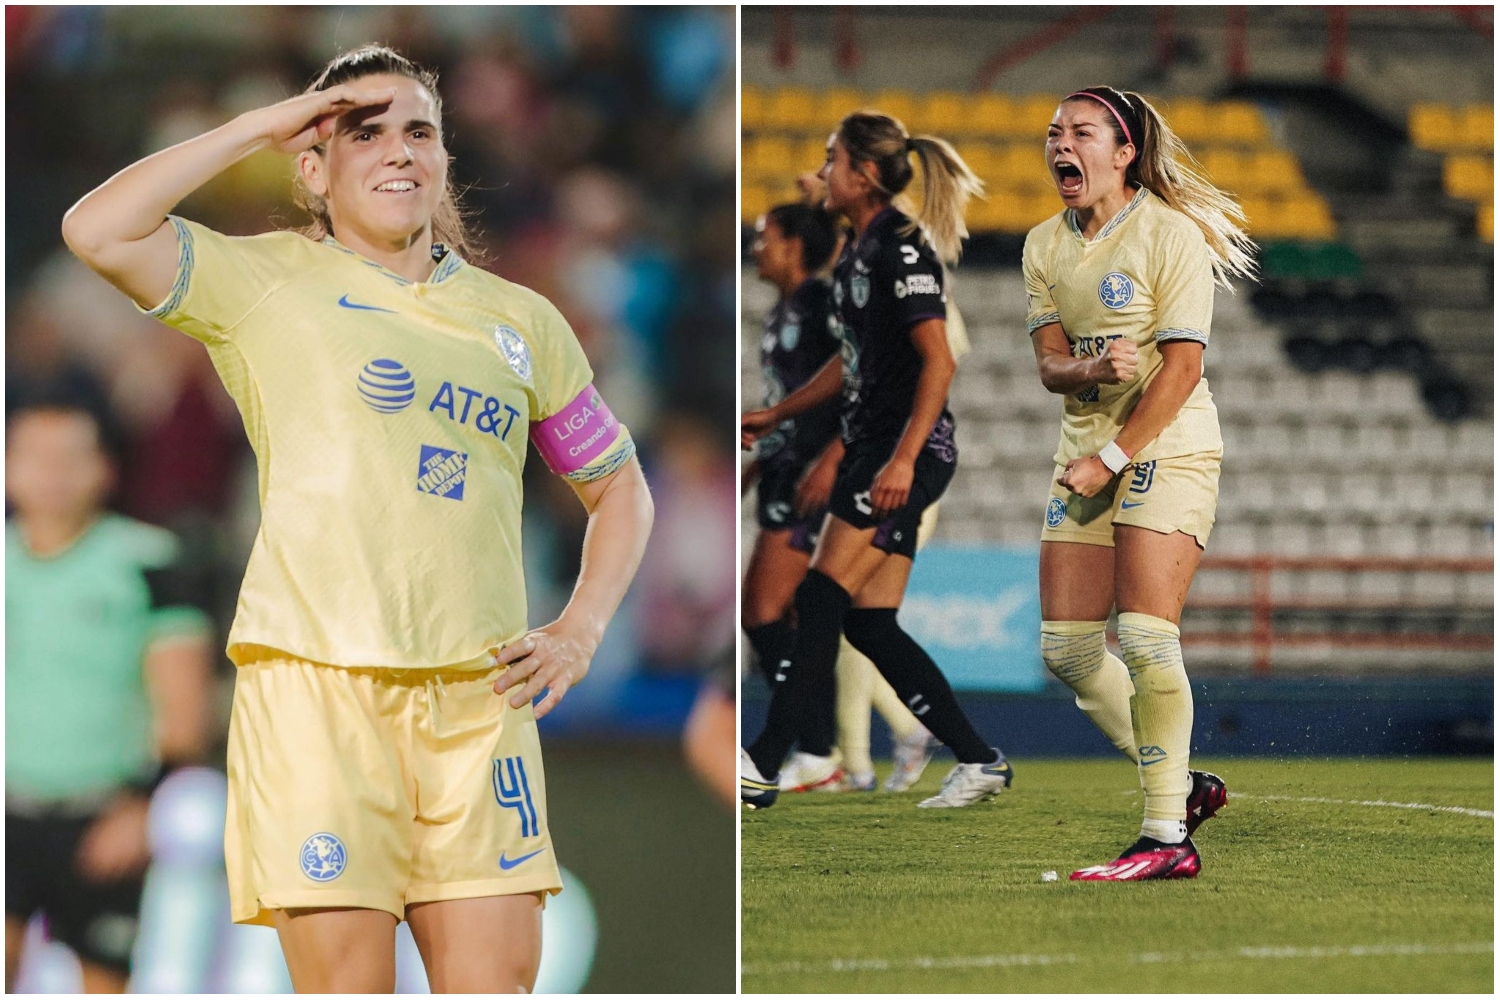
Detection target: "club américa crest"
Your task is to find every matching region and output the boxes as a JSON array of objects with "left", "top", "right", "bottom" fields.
[{"left": 494, "top": 325, "right": 533, "bottom": 384}]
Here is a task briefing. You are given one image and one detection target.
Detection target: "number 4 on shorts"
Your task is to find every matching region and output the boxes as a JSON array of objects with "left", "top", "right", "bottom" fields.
[{"left": 493, "top": 756, "right": 539, "bottom": 837}]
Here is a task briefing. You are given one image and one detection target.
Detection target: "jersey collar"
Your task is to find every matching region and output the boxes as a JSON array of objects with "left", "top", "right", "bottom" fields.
[
  {"left": 320, "top": 235, "right": 466, "bottom": 286},
  {"left": 1067, "top": 186, "right": 1148, "bottom": 244}
]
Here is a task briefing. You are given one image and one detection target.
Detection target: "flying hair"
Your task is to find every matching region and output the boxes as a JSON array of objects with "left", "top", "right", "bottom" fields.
[
  {"left": 837, "top": 111, "right": 984, "bottom": 266},
  {"left": 1063, "top": 86, "right": 1258, "bottom": 288},
  {"left": 293, "top": 44, "right": 481, "bottom": 261}
]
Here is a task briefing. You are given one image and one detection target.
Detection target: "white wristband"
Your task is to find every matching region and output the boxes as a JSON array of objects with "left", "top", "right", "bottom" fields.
[{"left": 1098, "top": 440, "right": 1131, "bottom": 474}]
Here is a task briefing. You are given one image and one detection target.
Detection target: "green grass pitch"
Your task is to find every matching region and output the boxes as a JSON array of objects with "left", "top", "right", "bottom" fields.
[{"left": 742, "top": 757, "right": 1493, "bottom": 992}]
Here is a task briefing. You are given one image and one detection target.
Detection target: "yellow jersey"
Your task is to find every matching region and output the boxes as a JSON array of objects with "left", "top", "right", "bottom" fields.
[
  {"left": 143, "top": 217, "right": 633, "bottom": 669},
  {"left": 1022, "top": 188, "right": 1221, "bottom": 466}
]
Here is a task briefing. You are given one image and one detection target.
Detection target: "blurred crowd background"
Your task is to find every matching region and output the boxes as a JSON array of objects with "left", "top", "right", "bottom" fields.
[
  {"left": 7, "top": 5, "right": 734, "bottom": 993},
  {"left": 740, "top": 7, "right": 1491, "bottom": 755}
]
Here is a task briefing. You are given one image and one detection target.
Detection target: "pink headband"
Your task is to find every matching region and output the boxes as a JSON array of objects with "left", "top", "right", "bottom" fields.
[{"left": 1065, "top": 91, "right": 1133, "bottom": 148}]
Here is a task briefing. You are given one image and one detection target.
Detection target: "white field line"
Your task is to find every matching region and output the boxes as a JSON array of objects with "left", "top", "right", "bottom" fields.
[
  {"left": 1237, "top": 793, "right": 1493, "bottom": 819},
  {"left": 1113, "top": 788, "right": 1494, "bottom": 819},
  {"left": 743, "top": 941, "right": 1494, "bottom": 978}
]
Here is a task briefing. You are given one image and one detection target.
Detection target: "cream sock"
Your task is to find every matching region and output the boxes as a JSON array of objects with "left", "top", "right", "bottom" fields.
[
  {"left": 1041, "top": 620, "right": 1139, "bottom": 763},
  {"left": 1117, "top": 611, "right": 1194, "bottom": 826}
]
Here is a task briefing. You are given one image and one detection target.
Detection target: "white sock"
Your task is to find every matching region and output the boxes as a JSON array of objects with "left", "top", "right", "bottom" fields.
[{"left": 1141, "top": 817, "right": 1187, "bottom": 844}]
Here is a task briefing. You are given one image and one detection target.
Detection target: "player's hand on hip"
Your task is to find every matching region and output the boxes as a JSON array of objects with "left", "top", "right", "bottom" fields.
[
  {"left": 1092, "top": 338, "right": 1138, "bottom": 385},
  {"left": 1057, "top": 456, "right": 1114, "bottom": 499},
  {"left": 75, "top": 794, "right": 152, "bottom": 883},
  {"left": 491, "top": 624, "right": 595, "bottom": 719},
  {"left": 794, "top": 452, "right": 838, "bottom": 516},
  {"left": 741, "top": 408, "right": 779, "bottom": 450},
  {"left": 246, "top": 85, "right": 398, "bottom": 155},
  {"left": 869, "top": 457, "right": 914, "bottom": 519}
]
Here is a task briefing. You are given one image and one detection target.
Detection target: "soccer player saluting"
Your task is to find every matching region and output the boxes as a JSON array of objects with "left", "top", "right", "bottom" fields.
[
  {"left": 741, "top": 111, "right": 1012, "bottom": 809},
  {"left": 62, "top": 45, "right": 653, "bottom": 991},
  {"left": 5, "top": 391, "right": 214, "bottom": 993},
  {"left": 1024, "top": 87, "right": 1254, "bottom": 880}
]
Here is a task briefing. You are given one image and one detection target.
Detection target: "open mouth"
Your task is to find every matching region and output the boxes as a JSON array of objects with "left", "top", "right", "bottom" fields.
[
  {"left": 1055, "top": 162, "right": 1083, "bottom": 197},
  {"left": 374, "top": 179, "right": 419, "bottom": 194}
]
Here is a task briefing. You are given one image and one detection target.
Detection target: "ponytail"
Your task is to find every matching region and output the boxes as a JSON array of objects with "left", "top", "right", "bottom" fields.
[
  {"left": 837, "top": 111, "right": 984, "bottom": 266},
  {"left": 1065, "top": 87, "right": 1257, "bottom": 288}
]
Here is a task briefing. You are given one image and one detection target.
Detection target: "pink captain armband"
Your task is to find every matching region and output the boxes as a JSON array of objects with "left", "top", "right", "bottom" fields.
[{"left": 529, "top": 384, "right": 628, "bottom": 478}]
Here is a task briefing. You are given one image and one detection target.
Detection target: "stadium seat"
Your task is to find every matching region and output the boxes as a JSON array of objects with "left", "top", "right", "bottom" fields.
[
  {"left": 1408, "top": 103, "right": 1453, "bottom": 151},
  {"left": 1478, "top": 203, "right": 1493, "bottom": 243},
  {"left": 741, "top": 184, "right": 774, "bottom": 223},
  {"left": 1218, "top": 100, "right": 1270, "bottom": 146},
  {"left": 743, "top": 135, "right": 797, "bottom": 182},
  {"left": 764, "top": 87, "right": 820, "bottom": 130},
  {"left": 1167, "top": 98, "right": 1211, "bottom": 142},
  {"left": 970, "top": 92, "right": 1016, "bottom": 138},
  {"left": 1248, "top": 150, "right": 1303, "bottom": 194},
  {"left": 870, "top": 89, "right": 919, "bottom": 129},
  {"left": 1459, "top": 104, "right": 1494, "bottom": 150},
  {"left": 1443, "top": 155, "right": 1493, "bottom": 202},
  {"left": 918, "top": 90, "right": 974, "bottom": 135},
  {"left": 822, "top": 86, "right": 866, "bottom": 125},
  {"left": 1011, "top": 94, "right": 1060, "bottom": 139},
  {"left": 742, "top": 86, "right": 766, "bottom": 130}
]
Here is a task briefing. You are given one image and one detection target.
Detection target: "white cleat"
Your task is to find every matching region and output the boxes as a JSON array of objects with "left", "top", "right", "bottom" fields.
[
  {"left": 884, "top": 727, "right": 936, "bottom": 792},
  {"left": 740, "top": 748, "right": 779, "bottom": 809},
  {"left": 836, "top": 771, "right": 877, "bottom": 792},
  {"left": 778, "top": 752, "right": 844, "bottom": 792},
  {"left": 917, "top": 754, "right": 1014, "bottom": 808}
]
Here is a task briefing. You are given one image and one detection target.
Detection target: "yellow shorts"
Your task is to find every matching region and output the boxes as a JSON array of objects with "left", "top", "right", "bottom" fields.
[
  {"left": 1040, "top": 451, "right": 1220, "bottom": 548},
  {"left": 225, "top": 650, "right": 561, "bottom": 926}
]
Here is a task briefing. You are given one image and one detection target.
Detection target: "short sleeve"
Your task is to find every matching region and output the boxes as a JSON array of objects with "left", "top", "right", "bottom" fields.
[
  {"left": 885, "top": 240, "right": 946, "bottom": 330},
  {"left": 1152, "top": 221, "right": 1215, "bottom": 347},
  {"left": 526, "top": 297, "right": 635, "bottom": 483},
  {"left": 1021, "top": 233, "right": 1060, "bottom": 334},
  {"left": 139, "top": 216, "right": 299, "bottom": 344}
]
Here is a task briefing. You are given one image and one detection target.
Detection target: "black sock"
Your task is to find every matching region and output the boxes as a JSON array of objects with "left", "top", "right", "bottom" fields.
[
  {"left": 842, "top": 607, "right": 997, "bottom": 765},
  {"left": 747, "top": 571, "right": 851, "bottom": 777},
  {"left": 745, "top": 618, "right": 794, "bottom": 688},
  {"left": 746, "top": 616, "right": 834, "bottom": 756}
]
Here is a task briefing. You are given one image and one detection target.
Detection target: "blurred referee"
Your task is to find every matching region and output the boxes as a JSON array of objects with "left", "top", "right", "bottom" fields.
[{"left": 5, "top": 387, "right": 213, "bottom": 992}]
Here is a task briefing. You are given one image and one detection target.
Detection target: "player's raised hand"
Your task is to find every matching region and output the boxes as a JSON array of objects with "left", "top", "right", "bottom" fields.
[
  {"left": 491, "top": 623, "right": 595, "bottom": 719},
  {"left": 1092, "top": 338, "right": 1138, "bottom": 385},
  {"left": 247, "top": 85, "right": 398, "bottom": 155}
]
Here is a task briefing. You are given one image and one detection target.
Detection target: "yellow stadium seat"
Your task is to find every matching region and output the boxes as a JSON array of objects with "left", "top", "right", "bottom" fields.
[
  {"left": 966, "top": 191, "right": 1004, "bottom": 232},
  {"left": 869, "top": 89, "right": 919, "bottom": 130},
  {"left": 765, "top": 87, "right": 820, "bottom": 131},
  {"left": 1217, "top": 101, "right": 1269, "bottom": 146},
  {"left": 996, "top": 144, "right": 1052, "bottom": 191},
  {"left": 1478, "top": 203, "right": 1493, "bottom": 243},
  {"left": 1201, "top": 150, "right": 1246, "bottom": 192},
  {"left": 1247, "top": 149, "right": 1303, "bottom": 194},
  {"left": 954, "top": 142, "right": 996, "bottom": 181},
  {"left": 1460, "top": 105, "right": 1494, "bottom": 151},
  {"left": 819, "top": 87, "right": 866, "bottom": 129},
  {"left": 1443, "top": 155, "right": 1493, "bottom": 202},
  {"left": 741, "top": 183, "right": 774, "bottom": 223},
  {"left": 1162, "top": 98, "right": 1208, "bottom": 143},
  {"left": 970, "top": 92, "right": 1017, "bottom": 139},
  {"left": 743, "top": 135, "right": 796, "bottom": 183},
  {"left": 741, "top": 86, "right": 766, "bottom": 131},
  {"left": 1409, "top": 103, "right": 1454, "bottom": 151},
  {"left": 917, "top": 91, "right": 974, "bottom": 136},
  {"left": 1010, "top": 94, "right": 1061, "bottom": 140}
]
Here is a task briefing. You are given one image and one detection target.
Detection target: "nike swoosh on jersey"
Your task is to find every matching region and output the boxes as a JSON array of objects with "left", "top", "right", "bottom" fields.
[
  {"left": 338, "top": 295, "right": 398, "bottom": 313},
  {"left": 498, "top": 848, "right": 547, "bottom": 870},
  {"left": 1121, "top": 500, "right": 1146, "bottom": 509}
]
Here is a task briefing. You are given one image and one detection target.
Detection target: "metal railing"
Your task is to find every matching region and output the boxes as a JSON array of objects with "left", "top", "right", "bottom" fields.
[{"left": 1184, "top": 556, "right": 1493, "bottom": 675}]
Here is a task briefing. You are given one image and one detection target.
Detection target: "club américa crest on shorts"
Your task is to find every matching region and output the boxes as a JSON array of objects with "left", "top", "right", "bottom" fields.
[
  {"left": 1046, "top": 496, "right": 1068, "bottom": 528},
  {"left": 300, "top": 832, "right": 347, "bottom": 881},
  {"left": 494, "top": 325, "right": 533, "bottom": 384},
  {"left": 1099, "top": 272, "right": 1134, "bottom": 309}
]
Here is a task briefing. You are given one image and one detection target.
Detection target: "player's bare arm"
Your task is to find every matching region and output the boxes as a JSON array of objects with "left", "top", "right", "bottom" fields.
[
  {"left": 493, "top": 455, "right": 653, "bottom": 718},
  {"left": 870, "top": 317, "right": 953, "bottom": 519},
  {"left": 1058, "top": 340, "right": 1203, "bottom": 499},
  {"left": 794, "top": 437, "right": 844, "bottom": 516},
  {"left": 61, "top": 85, "right": 396, "bottom": 309},
  {"left": 1030, "top": 321, "right": 1139, "bottom": 395},
  {"left": 741, "top": 353, "right": 842, "bottom": 448}
]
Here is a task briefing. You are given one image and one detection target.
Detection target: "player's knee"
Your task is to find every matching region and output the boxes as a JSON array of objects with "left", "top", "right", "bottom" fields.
[
  {"left": 1116, "top": 612, "right": 1185, "bottom": 686},
  {"left": 1040, "top": 620, "right": 1108, "bottom": 686},
  {"left": 841, "top": 606, "right": 900, "bottom": 659},
  {"left": 793, "top": 569, "right": 852, "bottom": 629}
]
